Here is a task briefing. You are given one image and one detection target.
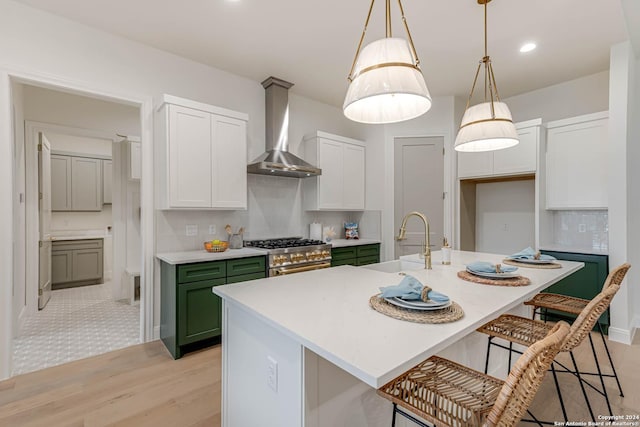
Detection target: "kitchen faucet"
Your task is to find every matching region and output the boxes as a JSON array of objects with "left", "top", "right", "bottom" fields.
[{"left": 396, "top": 211, "right": 432, "bottom": 270}]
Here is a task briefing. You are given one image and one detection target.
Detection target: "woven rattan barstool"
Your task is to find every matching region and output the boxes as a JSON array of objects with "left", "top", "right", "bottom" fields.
[
  {"left": 524, "top": 263, "right": 630, "bottom": 404},
  {"left": 477, "top": 281, "right": 622, "bottom": 423},
  {"left": 377, "top": 322, "right": 570, "bottom": 427}
]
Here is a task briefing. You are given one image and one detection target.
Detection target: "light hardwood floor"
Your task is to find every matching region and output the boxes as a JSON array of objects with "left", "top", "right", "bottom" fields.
[
  {"left": 0, "top": 333, "right": 637, "bottom": 426},
  {"left": 0, "top": 340, "right": 221, "bottom": 427}
]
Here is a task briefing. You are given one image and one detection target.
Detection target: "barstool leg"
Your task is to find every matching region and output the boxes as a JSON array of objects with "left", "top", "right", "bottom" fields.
[
  {"left": 508, "top": 342, "right": 513, "bottom": 376},
  {"left": 391, "top": 403, "right": 397, "bottom": 427},
  {"left": 484, "top": 337, "right": 492, "bottom": 374},
  {"left": 588, "top": 333, "right": 613, "bottom": 415},
  {"left": 550, "top": 362, "right": 569, "bottom": 422},
  {"left": 597, "top": 322, "right": 624, "bottom": 397},
  {"left": 570, "top": 351, "right": 595, "bottom": 421}
]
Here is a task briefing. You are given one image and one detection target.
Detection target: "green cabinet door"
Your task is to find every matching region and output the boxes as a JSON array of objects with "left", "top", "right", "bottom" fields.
[
  {"left": 177, "top": 277, "right": 226, "bottom": 345},
  {"left": 541, "top": 251, "right": 609, "bottom": 333}
]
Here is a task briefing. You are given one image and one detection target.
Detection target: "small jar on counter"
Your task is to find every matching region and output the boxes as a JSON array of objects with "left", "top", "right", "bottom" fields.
[{"left": 441, "top": 237, "right": 451, "bottom": 265}]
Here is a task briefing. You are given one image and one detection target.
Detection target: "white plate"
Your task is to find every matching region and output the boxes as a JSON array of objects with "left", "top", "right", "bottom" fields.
[
  {"left": 384, "top": 297, "right": 452, "bottom": 311},
  {"left": 466, "top": 268, "right": 520, "bottom": 279},
  {"left": 508, "top": 257, "right": 556, "bottom": 264}
]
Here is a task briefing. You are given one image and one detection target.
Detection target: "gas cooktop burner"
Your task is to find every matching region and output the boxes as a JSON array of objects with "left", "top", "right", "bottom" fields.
[{"left": 244, "top": 238, "right": 326, "bottom": 250}]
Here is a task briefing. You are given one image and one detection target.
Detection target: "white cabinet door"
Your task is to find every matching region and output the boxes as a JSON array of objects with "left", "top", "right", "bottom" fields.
[
  {"left": 342, "top": 143, "right": 365, "bottom": 210},
  {"left": 51, "top": 154, "right": 72, "bottom": 211},
  {"left": 168, "top": 104, "right": 212, "bottom": 208},
  {"left": 457, "top": 151, "right": 493, "bottom": 179},
  {"left": 71, "top": 157, "right": 102, "bottom": 211},
  {"left": 493, "top": 126, "right": 537, "bottom": 175},
  {"left": 317, "top": 138, "right": 344, "bottom": 209},
  {"left": 211, "top": 115, "right": 247, "bottom": 209},
  {"left": 546, "top": 115, "right": 608, "bottom": 209},
  {"left": 102, "top": 159, "right": 112, "bottom": 204}
]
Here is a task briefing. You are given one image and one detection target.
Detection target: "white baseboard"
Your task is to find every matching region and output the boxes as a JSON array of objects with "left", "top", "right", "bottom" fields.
[
  {"left": 153, "top": 325, "right": 160, "bottom": 341},
  {"left": 608, "top": 326, "right": 634, "bottom": 344}
]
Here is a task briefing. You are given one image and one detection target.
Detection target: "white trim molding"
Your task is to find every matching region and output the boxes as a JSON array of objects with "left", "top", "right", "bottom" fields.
[
  {"left": 608, "top": 326, "right": 634, "bottom": 345},
  {"left": 0, "top": 67, "right": 155, "bottom": 380}
]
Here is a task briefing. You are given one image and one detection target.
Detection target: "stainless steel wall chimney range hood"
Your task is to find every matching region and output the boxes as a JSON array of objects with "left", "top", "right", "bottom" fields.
[{"left": 247, "top": 77, "right": 321, "bottom": 178}]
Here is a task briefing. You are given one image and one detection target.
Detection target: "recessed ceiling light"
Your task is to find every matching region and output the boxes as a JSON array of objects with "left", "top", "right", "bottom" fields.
[{"left": 519, "top": 43, "right": 537, "bottom": 53}]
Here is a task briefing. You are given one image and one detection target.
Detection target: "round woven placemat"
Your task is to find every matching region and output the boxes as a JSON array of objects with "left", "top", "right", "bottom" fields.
[
  {"left": 369, "top": 295, "right": 464, "bottom": 324},
  {"left": 502, "top": 259, "right": 562, "bottom": 269},
  {"left": 457, "top": 270, "right": 531, "bottom": 287}
]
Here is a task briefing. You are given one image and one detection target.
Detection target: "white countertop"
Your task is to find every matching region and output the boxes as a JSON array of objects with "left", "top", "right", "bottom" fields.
[
  {"left": 213, "top": 250, "right": 583, "bottom": 388},
  {"left": 156, "top": 247, "right": 267, "bottom": 264},
  {"left": 51, "top": 230, "right": 107, "bottom": 241},
  {"left": 329, "top": 238, "right": 380, "bottom": 248}
]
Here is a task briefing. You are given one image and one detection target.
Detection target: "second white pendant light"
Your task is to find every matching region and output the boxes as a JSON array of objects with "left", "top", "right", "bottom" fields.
[{"left": 454, "top": 0, "right": 518, "bottom": 152}]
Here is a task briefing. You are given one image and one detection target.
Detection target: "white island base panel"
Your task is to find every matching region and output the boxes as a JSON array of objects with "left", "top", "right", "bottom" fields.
[{"left": 223, "top": 298, "right": 530, "bottom": 427}]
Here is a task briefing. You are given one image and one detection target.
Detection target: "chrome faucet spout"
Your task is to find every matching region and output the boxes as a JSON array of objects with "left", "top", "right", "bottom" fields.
[{"left": 396, "top": 211, "right": 432, "bottom": 269}]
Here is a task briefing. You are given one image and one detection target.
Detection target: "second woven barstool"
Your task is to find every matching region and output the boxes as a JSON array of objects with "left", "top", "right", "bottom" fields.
[
  {"left": 477, "top": 280, "right": 622, "bottom": 422},
  {"left": 524, "top": 263, "right": 630, "bottom": 404}
]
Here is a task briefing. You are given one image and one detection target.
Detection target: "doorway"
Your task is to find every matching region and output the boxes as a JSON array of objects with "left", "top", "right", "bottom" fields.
[
  {"left": 11, "top": 83, "right": 143, "bottom": 375},
  {"left": 394, "top": 136, "right": 445, "bottom": 258}
]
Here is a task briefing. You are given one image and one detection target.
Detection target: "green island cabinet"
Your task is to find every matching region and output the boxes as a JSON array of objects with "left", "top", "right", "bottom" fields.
[
  {"left": 540, "top": 250, "right": 610, "bottom": 333},
  {"left": 331, "top": 243, "right": 380, "bottom": 267},
  {"left": 160, "top": 255, "right": 266, "bottom": 359}
]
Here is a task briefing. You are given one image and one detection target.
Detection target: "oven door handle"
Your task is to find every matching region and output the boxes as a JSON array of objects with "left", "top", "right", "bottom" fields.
[{"left": 272, "top": 262, "right": 331, "bottom": 276}]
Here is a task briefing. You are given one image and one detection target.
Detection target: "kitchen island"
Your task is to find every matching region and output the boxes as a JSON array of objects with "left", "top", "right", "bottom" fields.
[{"left": 213, "top": 250, "right": 583, "bottom": 427}]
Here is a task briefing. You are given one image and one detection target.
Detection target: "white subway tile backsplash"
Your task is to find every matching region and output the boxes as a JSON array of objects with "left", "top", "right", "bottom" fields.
[
  {"left": 155, "top": 175, "right": 382, "bottom": 253},
  {"left": 551, "top": 210, "right": 608, "bottom": 252}
]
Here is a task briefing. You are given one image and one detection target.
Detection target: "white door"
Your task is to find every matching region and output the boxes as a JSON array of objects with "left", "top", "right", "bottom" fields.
[
  {"left": 342, "top": 143, "right": 365, "bottom": 210},
  {"left": 394, "top": 136, "right": 444, "bottom": 258},
  {"left": 38, "top": 133, "right": 52, "bottom": 309},
  {"left": 317, "top": 138, "right": 344, "bottom": 209},
  {"left": 211, "top": 115, "right": 247, "bottom": 209}
]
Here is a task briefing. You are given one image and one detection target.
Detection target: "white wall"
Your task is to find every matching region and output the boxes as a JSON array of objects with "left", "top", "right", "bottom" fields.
[
  {"left": 11, "top": 80, "right": 26, "bottom": 337},
  {"left": 633, "top": 56, "right": 640, "bottom": 333},
  {"left": 607, "top": 42, "right": 636, "bottom": 343},
  {"left": 475, "top": 180, "right": 536, "bottom": 255},
  {"left": 504, "top": 71, "right": 610, "bottom": 123}
]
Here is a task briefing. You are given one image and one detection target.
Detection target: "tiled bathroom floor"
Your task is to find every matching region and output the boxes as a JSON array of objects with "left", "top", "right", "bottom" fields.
[{"left": 12, "top": 283, "right": 140, "bottom": 376}]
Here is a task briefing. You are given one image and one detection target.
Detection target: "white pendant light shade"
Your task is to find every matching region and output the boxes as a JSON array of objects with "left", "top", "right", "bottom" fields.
[
  {"left": 454, "top": 101, "right": 519, "bottom": 152},
  {"left": 343, "top": 38, "right": 432, "bottom": 124}
]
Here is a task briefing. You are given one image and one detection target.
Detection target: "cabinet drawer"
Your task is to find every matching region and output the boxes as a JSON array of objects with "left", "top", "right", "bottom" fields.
[
  {"left": 356, "top": 255, "right": 380, "bottom": 266},
  {"left": 331, "top": 247, "right": 357, "bottom": 261},
  {"left": 226, "top": 256, "right": 266, "bottom": 277},
  {"left": 226, "top": 271, "right": 266, "bottom": 284},
  {"left": 52, "top": 239, "right": 103, "bottom": 251},
  {"left": 178, "top": 261, "right": 226, "bottom": 284},
  {"left": 356, "top": 244, "right": 380, "bottom": 258}
]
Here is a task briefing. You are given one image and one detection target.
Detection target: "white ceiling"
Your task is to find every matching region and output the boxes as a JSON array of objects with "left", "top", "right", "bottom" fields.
[{"left": 14, "top": 0, "right": 632, "bottom": 108}]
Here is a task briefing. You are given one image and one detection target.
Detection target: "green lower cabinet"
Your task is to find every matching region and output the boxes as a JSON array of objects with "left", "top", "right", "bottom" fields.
[
  {"left": 161, "top": 256, "right": 266, "bottom": 359},
  {"left": 331, "top": 243, "right": 380, "bottom": 267},
  {"left": 540, "top": 250, "right": 609, "bottom": 333}
]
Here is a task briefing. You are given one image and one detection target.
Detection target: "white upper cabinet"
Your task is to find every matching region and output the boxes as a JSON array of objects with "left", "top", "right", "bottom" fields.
[
  {"left": 303, "top": 131, "right": 366, "bottom": 211},
  {"left": 457, "top": 119, "right": 541, "bottom": 179},
  {"left": 545, "top": 112, "right": 608, "bottom": 210},
  {"left": 156, "top": 95, "right": 248, "bottom": 209}
]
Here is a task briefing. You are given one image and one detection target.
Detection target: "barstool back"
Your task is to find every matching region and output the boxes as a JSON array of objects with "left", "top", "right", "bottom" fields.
[
  {"left": 560, "top": 282, "right": 620, "bottom": 352},
  {"left": 486, "top": 321, "right": 570, "bottom": 426}
]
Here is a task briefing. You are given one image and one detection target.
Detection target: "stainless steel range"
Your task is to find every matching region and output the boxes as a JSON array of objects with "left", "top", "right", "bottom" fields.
[{"left": 244, "top": 237, "right": 332, "bottom": 276}]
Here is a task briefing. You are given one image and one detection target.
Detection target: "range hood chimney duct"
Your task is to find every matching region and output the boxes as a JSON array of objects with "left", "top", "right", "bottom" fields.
[{"left": 247, "top": 77, "right": 321, "bottom": 178}]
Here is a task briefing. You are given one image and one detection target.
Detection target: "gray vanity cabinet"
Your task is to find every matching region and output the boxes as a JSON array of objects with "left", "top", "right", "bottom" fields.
[{"left": 52, "top": 239, "right": 104, "bottom": 288}]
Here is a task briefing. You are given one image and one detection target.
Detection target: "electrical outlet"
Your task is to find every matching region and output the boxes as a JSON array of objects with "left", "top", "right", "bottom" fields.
[
  {"left": 185, "top": 225, "right": 198, "bottom": 236},
  {"left": 502, "top": 223, "right": 509, "bottom": 231},
  {"left": 209, "top": 225, "right": 216, "bottom": 235},
  {"left": 267, "top": 356, "right": 278, "bottom": 392},
  {"left": 578, "top": 224, "right": 587, "bottom": 233}
]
